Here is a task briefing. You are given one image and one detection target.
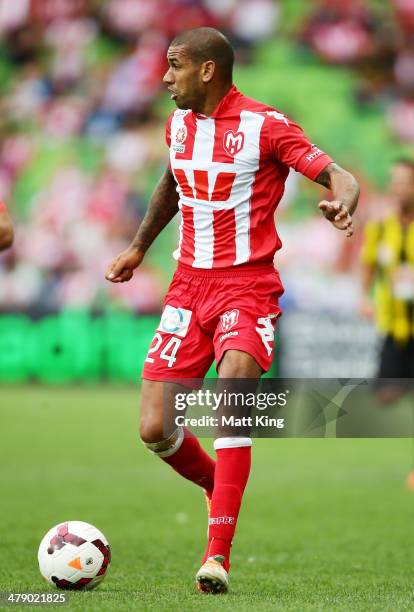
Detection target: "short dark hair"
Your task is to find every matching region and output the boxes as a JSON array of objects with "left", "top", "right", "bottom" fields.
[{"left": 170, "top": 27, "right": 234, "bottom": 83}]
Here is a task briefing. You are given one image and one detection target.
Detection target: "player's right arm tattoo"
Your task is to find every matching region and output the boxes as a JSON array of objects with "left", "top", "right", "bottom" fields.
[
  {"left": 315, "top": 162, "right": 360, "bottom": 215},
  {"left": 131, "top": 167, "right": 179, "bottom": 253}
]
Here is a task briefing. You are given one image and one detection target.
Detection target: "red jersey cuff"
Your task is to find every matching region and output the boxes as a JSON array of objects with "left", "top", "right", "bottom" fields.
[
  {"left": 296, "top": 153, "right": 333, "bottom": 181},
  {"left": 0, "top": 201, "right": 7, "bottom": 213}
]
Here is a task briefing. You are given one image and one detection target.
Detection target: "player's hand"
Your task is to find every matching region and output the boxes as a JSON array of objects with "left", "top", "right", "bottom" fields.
[
  {"left": 318, "top": 200, "right": 354, "bottom": 237},
  {"left": 105, "top": 247, "right": 144, "bottom": 283}
]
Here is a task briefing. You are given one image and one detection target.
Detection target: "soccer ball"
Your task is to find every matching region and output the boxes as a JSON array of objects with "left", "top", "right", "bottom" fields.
[{"left": 38, "top": 521, "right": 111, "bottom": 590}]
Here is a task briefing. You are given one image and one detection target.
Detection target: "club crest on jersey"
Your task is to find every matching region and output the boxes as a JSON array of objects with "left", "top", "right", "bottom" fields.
[
  {"left": 220, "top": 309, "right": 239, "bottom": 332},
  {"left": 223, "top": 130, "right": 244, "bottom": 156},
  {"left": 176, "top": 126, "right": 187, "bottom": 144},
  {"left": 173, "top": 125, "right": 187, "bottom": 153}
]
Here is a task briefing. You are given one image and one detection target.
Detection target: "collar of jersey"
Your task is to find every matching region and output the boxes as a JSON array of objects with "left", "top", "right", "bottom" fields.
[{"left": 193, "top": 84, "right": 240, "bottom": 120}]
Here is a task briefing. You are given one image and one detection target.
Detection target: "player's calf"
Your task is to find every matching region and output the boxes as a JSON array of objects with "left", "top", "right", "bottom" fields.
[
  {"left": 141, "top": 425, "right": 215, "bottom": 494},
  {"left": 199, "top": 437, "right": 252, "bottom": 585},
  {"left": 140, "top": 380, "right": 215, "bottom": 492}
]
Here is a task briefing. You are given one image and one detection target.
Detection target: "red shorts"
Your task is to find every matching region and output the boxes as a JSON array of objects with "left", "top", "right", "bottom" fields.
[{"left": 142, "top": 262, "right": 283, "bottom": 384}]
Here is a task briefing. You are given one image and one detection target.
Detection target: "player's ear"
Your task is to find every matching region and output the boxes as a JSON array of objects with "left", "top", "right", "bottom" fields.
[{"left": 201, "top": 60, "right": 215, "bottom": 83}]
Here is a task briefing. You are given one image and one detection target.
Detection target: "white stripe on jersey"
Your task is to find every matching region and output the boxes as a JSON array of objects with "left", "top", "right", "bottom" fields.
[
  {"left": 193, "top": 207, "right": 214, "bottom": 268},
  {"left": 233, "top": 111, "right": 265, "bottom": 265},
  {"left": 192, "top": 117, "right": 216, "bottom": 171},
  {"left": 170, "top": 111, "right": 190, "bottom": 263},
  {"left": 173, "top": 201, "right": 184, "bottom": 261},
  {"left": 191, "top": 117, "right": 216, "bottom": 267}
]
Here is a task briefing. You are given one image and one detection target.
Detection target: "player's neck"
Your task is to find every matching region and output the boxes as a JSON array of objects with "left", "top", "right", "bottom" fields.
[{"left": 195, "top": 83, "right": 232, "bottom": 117}]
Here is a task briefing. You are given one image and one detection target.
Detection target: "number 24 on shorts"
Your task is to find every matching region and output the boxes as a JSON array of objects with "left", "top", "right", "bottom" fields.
[
  {"left": 145, "top": 334, "right": 182, "bottom": 368},
  {"left": 145, "top": 305, "right": 191, "bottom": 368}
]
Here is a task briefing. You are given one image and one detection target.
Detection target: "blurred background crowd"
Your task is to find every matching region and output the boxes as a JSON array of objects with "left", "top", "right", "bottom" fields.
[
  {"left": 0, "top": 0, "right": 282, "bottom": 314},
  {"left": 0, "top": 0, "right": 412, "bottom": 376}
]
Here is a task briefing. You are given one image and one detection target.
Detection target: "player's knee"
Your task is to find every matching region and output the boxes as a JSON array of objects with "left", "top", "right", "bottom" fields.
[
  {"left": 139, "top": 419, "right": 166, "bottom": 445},
  {"left": 139, "top": 379, "right": 169, "bottom": 444}
]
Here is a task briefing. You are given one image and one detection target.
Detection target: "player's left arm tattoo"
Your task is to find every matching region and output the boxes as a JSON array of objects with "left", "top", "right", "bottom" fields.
[{"left": 315, "top": 162, "right": 360, "bottom": 215}]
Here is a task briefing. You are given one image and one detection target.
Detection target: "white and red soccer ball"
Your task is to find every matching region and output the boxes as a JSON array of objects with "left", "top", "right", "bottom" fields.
[{"left": 38, "top": 521, "right": 111, "bottom": 590}]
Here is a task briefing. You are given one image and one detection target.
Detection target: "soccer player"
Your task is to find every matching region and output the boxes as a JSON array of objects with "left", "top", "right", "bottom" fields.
[
  {"left": 106, "top": 27, "right": 359, "bottom": 594},
  {"left": 360, "top": 158, "right": 414, "bottom": 405},
  {"left": 0, "top": 201, "right": 13, "bottom": 251}
]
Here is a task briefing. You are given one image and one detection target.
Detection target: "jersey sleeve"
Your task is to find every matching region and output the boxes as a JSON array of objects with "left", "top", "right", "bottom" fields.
[
  {"left": 0, "top": 200, "right": 6, "bottom": 213},
  {"left": 265, "top": 111, "right": 333, "bottom": 180}
]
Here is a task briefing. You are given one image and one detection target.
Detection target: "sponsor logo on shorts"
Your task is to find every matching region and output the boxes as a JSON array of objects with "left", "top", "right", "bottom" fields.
[
  {"left": 220, "top": 309, "right": 239, "bottom": 332},
  {"left": 219, "top": 331, "right": 239, "bottom": 343},
  {"left": 157, "top": 305, "right": 192, "bottom": 337},
  {"left": 209, "top": 516, "right": 235, "bottom": 526}
]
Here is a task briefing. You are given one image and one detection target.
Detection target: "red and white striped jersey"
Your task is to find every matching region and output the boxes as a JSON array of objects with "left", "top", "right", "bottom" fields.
[{"left": 166, "top": 85, "right": 333, "bottom": 269}]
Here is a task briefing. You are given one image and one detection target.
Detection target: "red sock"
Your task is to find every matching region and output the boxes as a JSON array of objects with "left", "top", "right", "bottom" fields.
[
  {"left": 202, "top": 440, "right": 251, "bottom": 572},
  {"left": 161, "top": 428, "right": 215, "bottom": 495}
]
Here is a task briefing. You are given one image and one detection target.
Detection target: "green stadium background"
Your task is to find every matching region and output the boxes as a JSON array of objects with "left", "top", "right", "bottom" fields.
[{"left": 0, "top": 0, "right": 412, "bottom": 382}]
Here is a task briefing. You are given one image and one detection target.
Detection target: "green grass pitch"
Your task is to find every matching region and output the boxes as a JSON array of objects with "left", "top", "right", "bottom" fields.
[{"left": 1, "top": 386, "right": 414, "bottom": 611}]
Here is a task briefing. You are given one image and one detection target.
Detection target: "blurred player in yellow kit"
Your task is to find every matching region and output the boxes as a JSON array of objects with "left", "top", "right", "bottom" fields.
[
  {"left": 360, "top": 158, "right": 414, "bottom": 487},
  {"left": 361, "top": 158, "right": 414, "bottom": 403}
]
